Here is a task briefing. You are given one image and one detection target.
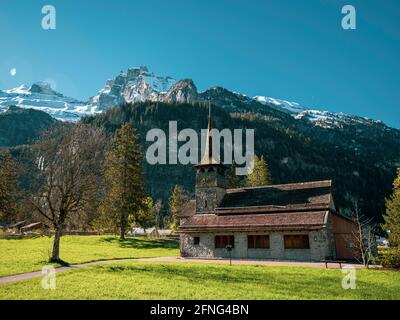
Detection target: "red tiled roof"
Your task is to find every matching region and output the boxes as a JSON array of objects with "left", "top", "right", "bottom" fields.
[
  {"left": 215, "top": 203, "right": 330, "bottom": 215},
  {"left": 220, "top": 180, "right": 332, "bottom": 210},
  {"left": 178, "top": 211, "right": 328, "bottom": 232},
  {"left": 178, "top": 180, "right": 335, "bottom": 232}
]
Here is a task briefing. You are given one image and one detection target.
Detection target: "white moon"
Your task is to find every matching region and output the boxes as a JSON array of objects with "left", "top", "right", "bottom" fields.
[{"left": 10, "top": 68, "right": 17, "bottom": 76}]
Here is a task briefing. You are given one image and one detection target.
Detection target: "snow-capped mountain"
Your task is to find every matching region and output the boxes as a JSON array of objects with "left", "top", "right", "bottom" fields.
[
  {"left": 0, "top": 66, "right": 392, "bottom": 129},
  {"left": 87, "top": 66, "right": 177, "bottom": 110},
  {"left": 253, "top": 95, "right": 383, "bottom": 129},
  {"left": 0, "top": 82, "right": 93, "bottom": 122},
  {"left": 88, "top": 67, "right": 387, "bottom": 129}
]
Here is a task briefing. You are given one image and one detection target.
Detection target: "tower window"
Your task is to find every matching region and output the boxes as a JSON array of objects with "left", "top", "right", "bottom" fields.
[
  {"left": 204, "top": 200, "right": 208, "bottom": 208},
  {"left": 193, "top": 237, "right": 200, "bottom": 245}
]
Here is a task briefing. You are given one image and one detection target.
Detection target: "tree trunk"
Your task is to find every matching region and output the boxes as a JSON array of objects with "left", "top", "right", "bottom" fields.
[
  {"left": 51, "top": 225, "right": 63, "bottom": 262},
  {"left": 120, "top": 211, "right": 126, "bottom": 240}
]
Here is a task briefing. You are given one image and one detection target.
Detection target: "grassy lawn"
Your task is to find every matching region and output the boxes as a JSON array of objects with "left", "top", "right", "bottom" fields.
[
  {"left": 0, "top": 235, "right": 179, "bottom": 277},
  {"left": 0, "top": 261, "right": 399, "bottom": 300}
]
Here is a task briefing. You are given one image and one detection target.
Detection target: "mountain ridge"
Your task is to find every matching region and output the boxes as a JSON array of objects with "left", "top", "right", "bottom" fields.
[
  {"left": 0, "top": 81, "right": 93, "bottom": 122},
  {"left": 1, "top": 66, "right": 396, "bottom": 130}
]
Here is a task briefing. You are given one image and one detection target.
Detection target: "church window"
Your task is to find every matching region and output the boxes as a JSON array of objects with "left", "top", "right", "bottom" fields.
[
  {"left": 248, "top": 235, "right": 270, "bottom": 249},
  {"left": 215, "top": 235, "right": 234, "bottom": 248},
  {"left": 284, "top": 235, "right": 310, "bottom": 249}
]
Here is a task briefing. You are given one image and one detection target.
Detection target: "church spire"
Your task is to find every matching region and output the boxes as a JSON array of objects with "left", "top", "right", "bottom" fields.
[
  {"left": 200, "top": 98, "right": 219, "bottom": 165},
  {"left": 194, "top": 98, "right": 226, "bottom": 214},
  {"left": 208, "top": 98, "right": 211, "bottom": 128}
]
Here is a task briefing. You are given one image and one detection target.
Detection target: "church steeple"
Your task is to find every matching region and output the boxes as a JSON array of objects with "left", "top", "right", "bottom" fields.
[
  {"left": 194, "top": 100, "right": 226, "bottom": 214},
  {"left": 199, "top": 99, "right": 219, "bottom": 165}
]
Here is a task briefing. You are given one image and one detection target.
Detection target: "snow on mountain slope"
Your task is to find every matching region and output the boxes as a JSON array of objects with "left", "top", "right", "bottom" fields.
[
  {"left": 0, "top": 82, "right": 94, "bottom": 122},
  {"left": 253, "top": 95, "right": 383, "bottom": 129},
  {"left": 0, "top": 66, "right": 389, "bottom": 129},
  {"left": 254, "top": 96, "right": 305, "bottom": 114},
  {"left": 88, "top": 66, "right": 177, "bottom": 110}
]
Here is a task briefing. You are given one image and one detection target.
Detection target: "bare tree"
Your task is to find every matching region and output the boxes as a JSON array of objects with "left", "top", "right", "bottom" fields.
[
  {"left": 349, "top": 202, "right": 376, "bottom": 268},
  {"left": 29, "top": 124, "right": 107, "bottom": 263}
]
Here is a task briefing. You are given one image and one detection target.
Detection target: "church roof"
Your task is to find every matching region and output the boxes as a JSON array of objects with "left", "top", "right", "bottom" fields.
[
  {"left": 179, "top": 211, "right": 329, "bottom": 232},
  {"left": 178, "top": 180, "right": 335, "bottom": 231},
  {"left": 218, "top": 180, "right": 333, "bottom": 212}
]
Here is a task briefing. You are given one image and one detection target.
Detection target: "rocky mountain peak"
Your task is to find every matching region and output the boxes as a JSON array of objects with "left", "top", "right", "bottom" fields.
[
  {"left": 163, "top": 79, "right": 198, "bottom": 104},
  {"left": 126, "top": 66, "right": 149, "bottom": 79},
  {"left": 1, "top": 66, "right": 396, "bottom": 131},
  {"left": 29, "top": 81, "right": 62, "bottom": 97},
  {"left": 88, "top": 66, "right": 177, "bottom": 110}
]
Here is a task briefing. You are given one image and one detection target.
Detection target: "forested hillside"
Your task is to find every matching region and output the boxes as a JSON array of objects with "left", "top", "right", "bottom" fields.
[
  {"left": 0, "top": 106, "right": 56, "bottom": 147},
  {"left": 82, "top": 102, "right": 400, "bottom": 222}
]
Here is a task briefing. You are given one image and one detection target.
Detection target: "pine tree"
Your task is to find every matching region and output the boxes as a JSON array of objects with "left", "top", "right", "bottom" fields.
[
  {"left": 0, "top": 150, "right": 19, "bottom": 225},
  {"left": 245, "top": 155, "right": 272, "bottom": 187},
  {"left": 134, "top": 196, "right": 156, "bottom": 232},
  {"left": 226, "top": 160, "right": 241, "bottom": 189},
  {"left": 168, "top": 185, "right": 187, "bottom": 231},
  {"left": 383, "top": 168, "right": 400, "bottom": 246},
  {"left": 101, "top": 124, "right": 146, "bottom": 240}
]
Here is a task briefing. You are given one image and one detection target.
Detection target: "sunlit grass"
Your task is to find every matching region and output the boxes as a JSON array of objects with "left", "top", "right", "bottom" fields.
[
  {"left": 0, "top": 235, "right": 179, "bottom": 277},
  {"left": 1, "top": 261, "right": 399, "bottom": 300}
]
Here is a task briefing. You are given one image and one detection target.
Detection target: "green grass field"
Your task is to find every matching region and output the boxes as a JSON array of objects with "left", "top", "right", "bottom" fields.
[
  {"left": 0, "top": 235, "right": 179, "bottom": 277},
  {"left": 1, "top": 261, "right": 399, "bottom": 300},
  {"left": 1, "top": 236, "right": 399, "bottom": 300}
]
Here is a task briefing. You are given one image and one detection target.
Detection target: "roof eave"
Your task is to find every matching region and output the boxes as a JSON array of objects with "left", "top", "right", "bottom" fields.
[{"left": 177, "top": 224, "right": 325, "bottom": 233}]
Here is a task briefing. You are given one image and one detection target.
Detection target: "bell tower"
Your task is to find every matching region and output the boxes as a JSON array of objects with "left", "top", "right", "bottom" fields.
[{"left": 194, "top": 100, "right": 226, "bottom": 214}]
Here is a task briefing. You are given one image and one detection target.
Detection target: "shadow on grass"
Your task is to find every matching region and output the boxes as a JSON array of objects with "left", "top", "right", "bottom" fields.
[
  {"left": 98, "top": 263, "right": 347, "bottom": 297},
  {"left": 100, "top": 263, "right": 306, "bottom": 284},
  {"left": 0, "top": 235, "right": 45, "bottom": 240},
  {"left": 100, "top": 236, "right": 178, "bottom": 250},
  {"left": 48, "top": 258, "right": 70, "bottom": 267},
  {"left": 98, "top": 263, "right": 397, "bottom": 299}
]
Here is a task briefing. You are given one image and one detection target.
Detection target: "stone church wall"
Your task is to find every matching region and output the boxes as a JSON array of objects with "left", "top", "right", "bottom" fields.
[{"left": 180, "top": 229, "right": 333, "bottom": 262}]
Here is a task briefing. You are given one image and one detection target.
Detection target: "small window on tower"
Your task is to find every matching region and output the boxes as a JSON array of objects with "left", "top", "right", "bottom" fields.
[
  {"left": 193, "top": 237, "right": 200, "bottom": 245},
  {"left": 204, "top": 200, "right": 208, "bottom": 208}
]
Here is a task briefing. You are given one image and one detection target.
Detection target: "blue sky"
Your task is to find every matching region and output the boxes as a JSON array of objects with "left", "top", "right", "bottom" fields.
[{"left": 0, "top": 0, "right": 399, "bottom": 127}]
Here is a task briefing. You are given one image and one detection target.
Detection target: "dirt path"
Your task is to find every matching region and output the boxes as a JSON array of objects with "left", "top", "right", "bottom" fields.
[{"left": 0, "top": 257, "right": 366, "bottom": 285}]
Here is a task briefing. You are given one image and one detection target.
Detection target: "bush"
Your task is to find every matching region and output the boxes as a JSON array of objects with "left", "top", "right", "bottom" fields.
[{"left": 376, "top": 247, "right": 400, "bottom": 268}]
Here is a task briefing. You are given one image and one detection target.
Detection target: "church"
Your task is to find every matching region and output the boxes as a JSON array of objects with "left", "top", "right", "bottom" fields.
[{"left": 178, "top": 113, "right": 357, "bottom": 262}]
